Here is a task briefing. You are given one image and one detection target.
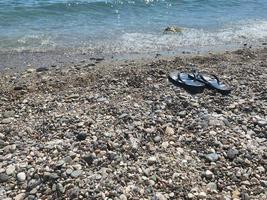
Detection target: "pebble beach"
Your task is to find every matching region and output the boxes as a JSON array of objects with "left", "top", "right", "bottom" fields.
[{"left": 0, "top": 47, "right": 267, "bottom": 200}]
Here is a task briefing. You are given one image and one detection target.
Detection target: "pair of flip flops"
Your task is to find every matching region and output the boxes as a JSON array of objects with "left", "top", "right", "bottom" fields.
[{"left": 169, "top": 70, "right": 232, "bottom": 95}]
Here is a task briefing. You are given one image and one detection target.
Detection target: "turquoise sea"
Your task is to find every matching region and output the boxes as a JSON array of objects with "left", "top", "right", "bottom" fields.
[{"left": 1, "top": 0, "right": 267, "bottom": 55}]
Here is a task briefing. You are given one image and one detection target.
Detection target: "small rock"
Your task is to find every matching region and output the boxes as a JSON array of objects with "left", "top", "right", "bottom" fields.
[
  {"left": 119, "top": 194, "right": 127, "bottom": 200},
  {"left": 165, "top": 126, "right": 174, "bottom": 135},
  {"left": 26, "top": 68, "right": 36, "bottom": 73},
  {"left": 204, "top": 170, "right": 213, "bottom": 179},
  {"left": 198, "top": 192, "right": 207, "bottom": 199},
  {"left": 153, "top": 135, "right": 161, "bottom": 143},
  {"left": 14, "top": 193, "right": 26, "bottom": 200},
  {"left": 56, "top": 160, "right": 65, "bottom": 168},
  {"left": 83, "top": 154, "right": 94, "bottom": 165},
  {"left": 71, "top": 170, "right": 82, "bottom": 178},
  {"left": 188, "top": 193, "right": 195, "bottom": 199},
  {"left": 17, "top": 172, "right": 26, "bottom": 182},
  {"left": 155, "top": 192, "right": 167, "bottom": 200},
  {"left": 56, "top": 183, "right": 65, "bottom": 193},
  {"left": 205, "top": 153, "right": 219, "bottom": 162},
  {"left": 1, "top": 118, "right": 12, "bottom": 124},
  {"left": 6, "top": 165, "right": 16, "bottom": 175},
  {"left": 161, "top": 141, "right": 169, "bottom": 148},
  {"left": 44, "top": 172, "right": 59, "bottom": 180},
  {"left": 68, "top": 187, "right": 80, "bottom": 198},
  {"left": 0, "top": 173, "right": 9, "bottom": 183},
  {"left": 36, "top": 67, "right": 49, "bottom": 72},
  {"left": 206, "top": 182, "right": 217, "bottom": 193},
  {"left": 232, "top": 190, "right": 240, "bottom": 199},
  {"left": 76, "top": 133, "right": 87, "bottom": 141},
  {"left": 164, "top": 26, "right": 182, "bottom": 33},
  {"left": 241, "top": 192, "right": 250, "bottom": 200},
  {"left": 147, "top": 156, "right": 157, "bottom": 165},
  {"left": 260, "top": 180, "right": 267, "bottom": 187},
  {"left": 14, "top": 86, "right": 26, "bottom": 91},
  {"left": 226, "top": 148, "right": 239, "bottom": 160}
]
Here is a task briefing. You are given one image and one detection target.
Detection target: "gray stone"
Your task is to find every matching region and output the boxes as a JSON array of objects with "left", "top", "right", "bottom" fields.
[
  {"left": 119, "top": 194, "right": 127, "bottom": 200},
  {"left": 6, "top": 165, "right": 16, "bottom": 175},
  {"left": 204, "top": 170, "right": 213, "bottom": 179},
  {"left": 226, "top": 148, "right": 239, "bottom": 160},
  {"left": 147, "top": 156, "right": 157, "bottom": 165},
  {"left": 205, "top": 153, "right": 219, "bottom": 162},
  {"left": 14, "top": 193, "right": 26, "bottom": 200},
  {"left": 0, "top": 139, "right": 6, "bottom": 148},
  {"left": 156, "top": 192, "right": 167, "bottom": 200},
  {"left": 0, "top": 173, "right": 9, "bottom": 183},
  {"left": 241, "top": 192, "right": 250, "bottom": 200},
  {"left": 44, "top": 172, "right": 59, "bottom": 180},
  {"left": 260, "top": 180, "right": 267, "bottom": 187},
  {"left": 206, "top": 182, "right": 217, "bottom": 192},
  {"left": 56, "top": 183, "right": 65, "bottom": 193},
  {"left": 71, "top": 170, "right": 82, "bottom": 178},
  {"left": 83, "top": 154, "right": 94, "bottom": 165},
  {"left": 27, "top": 179, "right": 40, "bottom": 190},
  {"left": 17, "top": 172, "right": 26, "bottom": 182},
  {"left": 153, "top": 135, "right": 161, "bottom": 143},
  {"left": 1, "top": 118, "right": 12, "bottom": 124}
]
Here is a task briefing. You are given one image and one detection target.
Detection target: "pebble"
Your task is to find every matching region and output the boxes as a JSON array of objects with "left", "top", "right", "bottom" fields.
[
  {"left": 119, "top": 194, "right": 127, "bottom": 200},
  {"left": 226, "top": 148, "right": 239, "bottom": 160},
  {"left": 56, "top": 183, "right": 65, "bottom": 193},
  {"left": 198, "top": 191, "right": 207, "bottom": 199},
  {"left": 36, "top": 67, "right": 49, "bottom": 72},
  {"left": 147, "top": 156, "right": 157, "bottom": 165},
  {"left": 232, "top": 190, "right": 240, "bottom": 199},
  {"left": 83, "top": 154, "right": 94, "bottom": 165},
  {"left": 17, "top": 172, "right": 26, "bottom": 182},
  {"left": 0, "top": 173, "right": 9, "bottom": 183},
  {"left": 204, "top": 170, "right": 213, "bottom": 179},
  {"left": 71, "top": 170, "right": 82, "bottom": 178},
  {"left": 155, "top": 192, "right": 167, "bottom": 200},
  {"left": 154, "top": 135, "right": 161, "bottom": 143},
  {"left": 76, "top": 133, "right": 87, "bottom": 141},
  {"left": 6, "top": 165, "right": 16, "bottom": 175},
  {"left": 14, "top": 193, "right": 26, "bottom": 200},
  {"left": 165, "top": 126, "right": 174, "bottom": 135},
  {"left": 206, "top": 182, "right": 217, "bottom": 192},
  {"left": 205, "top": 153, "right": 219, "bottom": 162}
]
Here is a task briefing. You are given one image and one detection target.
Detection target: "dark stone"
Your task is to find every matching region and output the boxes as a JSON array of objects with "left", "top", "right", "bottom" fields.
[
  {"left": 83, "top": 154, "right": 94, "bottom": 165},
  {"left": 0, "top": 173, "right": 9, "bottom": 183},
  {"left": 14, "top": 86, "right": 26, "bottom": 91},
  {"left": 226, "top": 148, "right": 239, "bottom": 160},
  {"left": 36, "top": 67, "right": 49, "bottom": 72},
  {"left": 43, "top": 172, "right": 59, "bottom": 181},
  {"left": 76, "top": 133, "right": 87, "bottom": 141},
  {"left": 27, "top": 179, "right": 41, "bottom": 191}
]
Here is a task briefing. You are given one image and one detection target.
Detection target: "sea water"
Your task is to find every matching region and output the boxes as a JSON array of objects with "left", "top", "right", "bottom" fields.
[{"left": 0, "top": 0, "right": 267, "bottom": 55}]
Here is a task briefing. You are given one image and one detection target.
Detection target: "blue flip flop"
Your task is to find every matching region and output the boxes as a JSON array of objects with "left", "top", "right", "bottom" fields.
[
  {"left": 168, "top": 70, "right": 205, "bottom": 93},
  {"left": 195, "top": 73, "right": 232, "bottom": 95}
]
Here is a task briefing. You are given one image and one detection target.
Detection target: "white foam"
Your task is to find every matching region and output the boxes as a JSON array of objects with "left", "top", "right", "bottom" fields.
[{"left": 110, "top": 19, "right": 267, "bottom": 54}]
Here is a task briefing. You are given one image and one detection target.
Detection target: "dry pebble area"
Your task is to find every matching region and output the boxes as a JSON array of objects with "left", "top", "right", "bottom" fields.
[{"left": 0, "top": 48, "right": 266, "bottom": 200}]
